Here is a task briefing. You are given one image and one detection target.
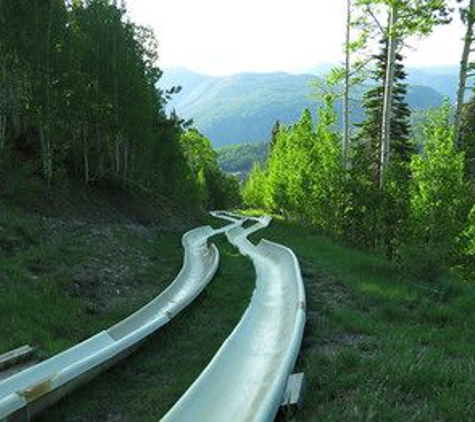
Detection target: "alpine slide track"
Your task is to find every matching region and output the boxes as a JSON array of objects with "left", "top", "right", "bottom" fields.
[{"left": 0, "top": 212, "right": 306, "bottom": 422}]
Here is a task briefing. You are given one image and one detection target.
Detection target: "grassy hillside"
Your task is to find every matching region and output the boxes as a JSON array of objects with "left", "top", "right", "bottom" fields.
[
  {"left": 0, "top": 186, "right": 195, "bottom": 358},
  {"left": 250, "top": 219, "right": 475, "bottom": 420},
  {"left": 3, "top": 206, "right": 475, "bottom": 420},
  {"left": 160, "top": 68, "right": 446, "bottom": 147},
  {"left": 38, "top": 229, "right": 256, "bottom": 421}
]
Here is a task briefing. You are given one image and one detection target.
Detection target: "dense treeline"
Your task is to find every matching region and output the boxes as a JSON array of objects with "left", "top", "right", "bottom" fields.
[
  {"left": 217, "top": 142, "right": 269, "bottom": 175},
  {"left": 244, "top": 1, "right": 475, "bottom": 280},
  {"left": 0, "top": 0, "right": 239, "bottom": 212},
  {"left": 244, "top": 100, "right": 474, "bottom": 279},
  {"left": 180, "top": 129, "right": 241, "bottom": 210}
]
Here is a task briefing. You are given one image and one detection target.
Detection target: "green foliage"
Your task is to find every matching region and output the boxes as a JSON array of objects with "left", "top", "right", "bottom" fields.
[
  {"left": 282, "top": 109, "right": 315, "bottom": 218},
  {"left": 0, "top": 0, "right": 220, "bottom": 215},
  {"left": 341, "top": 35, "right": 414, "bottom": 256},
  {"left": 265, "top": 124, "right": 292, "bottom": 213},
  {"left": 207, "top": 170, "right": 242, "bottom": 210},
  {"left": 460, "top": 205, "right": 475, "bottom": 279},
  {"left": 356, "top": 0, "right": 452, "bottom": 37},
  {"left": 256, "top": 98, "right": 347, "bottom": 233},
  {"left": 242, "top": 163, "right": 267, "bottom": 209},
  {"left": 354, "top": 37, "right": 413, "bottom": 185},
  {"left": 308, "top": 96, "right": 347, "bottom": 233},
  {"left": 180, "top": 129, "right": 216, "bottom": 175},
  {"left": 405, "top": 104, "right": 471, "bottom": 279},
  {"left": 217, "top": 142, "right": 269, "bottom": 174},
  {"left": 180, "top": 129, "right": 241, "bottom": 210},
  {"left": 459, "top": 97, "right": 475, "bottom": 179},
  {"left": 247, "top": 90, "right": 475, "bottom": 278}
]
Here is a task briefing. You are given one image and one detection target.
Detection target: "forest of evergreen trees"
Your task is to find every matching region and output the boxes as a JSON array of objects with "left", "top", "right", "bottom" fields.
[
  {"left": 243, "top": 0, "right": 475, "bottom": 280},
  {"left": 4, "top": 0, "right": 475, "bottom": 280},
  {"left": 0, "top": 0, "right": 240, "bottom": 212}
]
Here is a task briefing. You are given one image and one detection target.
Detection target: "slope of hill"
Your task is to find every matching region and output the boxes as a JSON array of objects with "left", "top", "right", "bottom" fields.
[
  {"left": 160, "top": 67, "right": 448, "bottom": 147},
  {"left": 5, "top": 208, "right": 474, "bottom": 420},
  {"left": 217, "top": 142, "right": 269, "bottom": 177},
  {"left": 406, "top": 65, "right": 458, "bottom": 99}
]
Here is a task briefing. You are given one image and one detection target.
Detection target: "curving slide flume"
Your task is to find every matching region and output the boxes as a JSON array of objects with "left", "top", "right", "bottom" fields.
[
  {"left": 163, "top": 211, "right": 306, "bottom": 422},
  {"left": 0, "top": 222, "right": 241, "bottom": 421}
]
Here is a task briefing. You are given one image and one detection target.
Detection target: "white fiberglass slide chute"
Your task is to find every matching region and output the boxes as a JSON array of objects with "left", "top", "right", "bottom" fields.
[
  {"left": 0, "top": 222, "right": 240, "bottom": 421},
  {"left": 163, "top": 212, "right": 306, "bottom": 422}
]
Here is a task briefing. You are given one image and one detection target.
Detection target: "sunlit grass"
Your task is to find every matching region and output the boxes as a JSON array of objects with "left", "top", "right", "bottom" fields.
[
  {"left": 250, "top": 219, "right": 475, "bottom": 421},
  {"left": 3, "top": 206, "right": 475, "bottom": 420}
]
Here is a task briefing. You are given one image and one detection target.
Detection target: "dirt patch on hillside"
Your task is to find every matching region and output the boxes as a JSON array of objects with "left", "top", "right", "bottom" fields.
[{"left": 300, "top": 259, "right": 370, "bottom": 358}]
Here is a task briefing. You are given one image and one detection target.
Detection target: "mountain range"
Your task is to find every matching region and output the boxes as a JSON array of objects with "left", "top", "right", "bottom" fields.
[{"left": 159, "top": 66, "right": 459, "bottom": 147}]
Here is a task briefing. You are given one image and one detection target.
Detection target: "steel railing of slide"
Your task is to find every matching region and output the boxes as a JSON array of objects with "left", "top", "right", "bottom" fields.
[
  {"left": 163, "top": 212, "right": 306, "bottom": 422},
  {"left": 0, "top": 221, "right": 241, "bottom": 421}
]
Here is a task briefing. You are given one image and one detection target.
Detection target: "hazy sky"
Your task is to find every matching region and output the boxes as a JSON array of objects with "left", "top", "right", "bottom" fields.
[{"left": 127, "top": 0, "right": 465, "bottom": 76}]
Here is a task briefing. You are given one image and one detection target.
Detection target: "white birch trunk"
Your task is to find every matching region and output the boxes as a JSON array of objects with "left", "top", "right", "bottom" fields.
[
  {"left": 0, "top": 115, "right": 6, "bottom": 152},
  {"left": 115, "top": 138, "right": 120, "bottom": 175},
  {"left": 0, "top": 58, "right": 6, "bottom": 152},
  {"left": 379, "top": 6, "right": 398, "bottom": 188},
  {"left": 84, "top": 142, "right": 90, "bottom": 185},
  {"left": 40, "top": 126, "right": 53, "bottom": 185},
  {"left": 455, "top": 0, "right": 475, "bottom": 148},
  {"left": 343, "top": 0, "right": 352, "bottom": 168},
  {"left": 123, "top": 142, "right": 128, "bottom": 180}
]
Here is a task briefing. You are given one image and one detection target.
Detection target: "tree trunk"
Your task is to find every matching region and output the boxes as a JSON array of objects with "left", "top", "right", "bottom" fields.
[
  {"left": 123, "top": 142, "right": 128, "bottom": 180},
  {"left": 40, "top": 125, "right": 53, "bottom": 185},
  {"left": 379, "top": 6, "right": 398, "bottom": 188},
  {"left": 130, "top": 140, "right": 135, "bottom": 179},
  {"left": 84, "top": 141, "right": 90, "bottom": 185},
  {"left": 0, "top": 57, "right": 6, "bottom": 152},
  {"left": 0, "top": 115, "right": 6, "bottom": 153},
  {"left": 40, "top": 1, "right": 54, "bottom": 187},
  {"left": 8, "top": 80, "right": 22, "bottom": 140},
  {"left": 115, "top": 138, "right": 120, "bottom": 175},
  {"left": 343, "top": 0, "right": 352, "bottom": 168},
  {"left": 455, "top": 0, "right": 475, "bottom": 148}
]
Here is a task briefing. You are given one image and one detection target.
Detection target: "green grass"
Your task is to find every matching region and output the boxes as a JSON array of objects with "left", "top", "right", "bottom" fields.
[
  {"left": 4, "top": 205, "right": 475, "bottom": 420},
  {"left": 38, "top": 235, "right": 255, "bottom": 421},
  {"left": 0, "top": 202, "right": 255, "bottom": 420},
  {"left": 249, "top": 220, "right": 475, "bottom": 421},
  {"left": 0, "top": 207, "right": 183, "bottom": 358}
]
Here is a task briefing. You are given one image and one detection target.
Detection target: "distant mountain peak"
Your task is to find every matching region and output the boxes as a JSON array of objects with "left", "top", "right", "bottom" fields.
[{"left": 159, "top": 66, "right": 455, "bottom": 147}]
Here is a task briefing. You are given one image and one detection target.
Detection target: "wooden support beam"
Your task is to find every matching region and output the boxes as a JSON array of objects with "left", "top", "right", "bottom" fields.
[
  {"left": 281, "top": 373, "right": 305, "bottom": 408},
  {"left": 0, "top": 345, "right": 35, "bottom": 371}
]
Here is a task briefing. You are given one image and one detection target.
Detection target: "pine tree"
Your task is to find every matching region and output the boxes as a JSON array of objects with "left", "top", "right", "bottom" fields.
[
  {"left": 355, "top": 0, "right": 451, "bottom": 187},
  {"left": 348, "top": 38, "right": 413, "bottom": 256},
  {"left": 354, "top": 38, "right": 412, "bottom": 185},
  {"left": 270, "top": 120, "right": 281, "bottom": 150}
]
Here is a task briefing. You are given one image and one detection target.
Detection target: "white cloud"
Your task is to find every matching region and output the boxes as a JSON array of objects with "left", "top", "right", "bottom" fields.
[{"left": 127, "top": 0, "right": 465, "bottom": 75}]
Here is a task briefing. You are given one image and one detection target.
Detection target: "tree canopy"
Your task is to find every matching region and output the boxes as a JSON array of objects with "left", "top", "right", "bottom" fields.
[{"left": 0, "top": 0, "right": 237, "bottom": 212}]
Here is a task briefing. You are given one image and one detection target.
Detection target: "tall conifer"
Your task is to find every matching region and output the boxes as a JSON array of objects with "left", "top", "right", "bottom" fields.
[{"left": 355, "top": 38, "right": 412, "bottom": 185}]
